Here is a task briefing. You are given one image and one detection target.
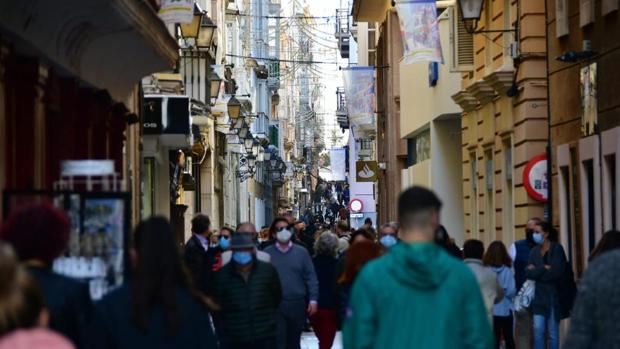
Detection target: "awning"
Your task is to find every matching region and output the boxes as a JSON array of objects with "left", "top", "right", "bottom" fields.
[{"left": 0, "top": 0, "right": 179, "bottom": 103}]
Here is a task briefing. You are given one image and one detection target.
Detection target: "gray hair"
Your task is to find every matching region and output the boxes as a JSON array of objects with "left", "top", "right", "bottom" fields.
[
  {"left": 380, "top": 222, "right": 399, "bottom": 233},
  {"left": 314, "top": 231, "right": 339, "bottom": 257}
]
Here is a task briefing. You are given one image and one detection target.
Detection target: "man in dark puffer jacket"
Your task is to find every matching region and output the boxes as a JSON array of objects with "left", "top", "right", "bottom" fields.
[
  {"left": 212, "top": 229, "right": 282, "bottom": 349},
  {"left": 564, "top": 249, "right": 620, "bottom": 349}
]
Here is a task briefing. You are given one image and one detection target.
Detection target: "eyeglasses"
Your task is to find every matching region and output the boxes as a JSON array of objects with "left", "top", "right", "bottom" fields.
[{"left": 275, "top": 226, "right": 289, "bottom": 232}]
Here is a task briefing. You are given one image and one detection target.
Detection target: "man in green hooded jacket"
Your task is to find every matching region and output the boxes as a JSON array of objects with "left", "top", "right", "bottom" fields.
[{"left": 343, "top": 186, "right": 493, "bottom": 349}]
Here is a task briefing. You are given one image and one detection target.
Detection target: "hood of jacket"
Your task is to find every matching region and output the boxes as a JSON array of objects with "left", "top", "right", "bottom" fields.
[
  {"left": 490, "top": 265, "right": 508, "bottom": 273},
  {"left": 386, "top": 242, "right": 453, "bottom": 290}
]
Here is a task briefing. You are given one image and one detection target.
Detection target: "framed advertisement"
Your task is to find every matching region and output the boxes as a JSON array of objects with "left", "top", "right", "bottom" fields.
[{"left": 3, "top": 190, "right": 131, "bottom": 300}]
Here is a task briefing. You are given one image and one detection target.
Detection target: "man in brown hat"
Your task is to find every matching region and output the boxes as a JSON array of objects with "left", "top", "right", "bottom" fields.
[{"left": 211, "top": 231, "right": 282, "bottom": 349}]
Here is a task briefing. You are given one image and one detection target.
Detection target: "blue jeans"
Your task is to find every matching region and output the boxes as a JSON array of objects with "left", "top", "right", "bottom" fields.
[{"left": 533, "top": 308, "right": 559, "bottom": 349}]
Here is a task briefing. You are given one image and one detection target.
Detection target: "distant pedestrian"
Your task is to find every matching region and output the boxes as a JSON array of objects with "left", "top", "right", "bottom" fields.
[
  {"left": 310, "top": 232, "right": 340, "bottom": 349},
  {"left": 588, "top": 230, "right": 620, "bottom": 262},
  {"left": 484, "top": 241, "right": 516, "bottom": 349},
  {"left": 0, "top": 203, "right": 92, "bottom": 349},
  {"left": 525, "top": 221, "right": 567, "bottom": 349},
  {"left": 343, "top": 186, "right": 493, "bottom": 349},
  {"left": 463, "top": 239, "right": 503, "bottom": 325},
  {"left": 92, "top": 217, "right": 218, "bottom": 349},
  {"left": 184, "top": 214, "right": 216, "bottom": 293},
  {"left": 378, "top": 222, "right": 399, "bottom": 249},
  {"left": 335, "top": 241, "right": 382, "bottom": 326},
  {"left": 564, "top": 250, "right": 620, "bottom": 349},
  {"left": 435, "top": 225, "right": 462, "bottom": 259},
  {"left": 212, "top": 232, "right": 281, "bottom": 349},
  {"left": 0, "top": 242, "right": 75, "bottom": 349},
  {"left": 220, "top": 223, "right": 271, "bottom": 266},
  {"left": 211, "top": 227, "right": 234, "bottom": 270},
  {"left": 265, "top": 218, "right": 319, "bottom": 349},
  {"left": 508, "top": 217, "right": 540, "bottom": 349}
]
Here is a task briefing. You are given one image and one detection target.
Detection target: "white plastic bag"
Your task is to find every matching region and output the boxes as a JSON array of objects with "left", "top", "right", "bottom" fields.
[{"left": 513, "top": 280, "right": 536, "bottom": 314}]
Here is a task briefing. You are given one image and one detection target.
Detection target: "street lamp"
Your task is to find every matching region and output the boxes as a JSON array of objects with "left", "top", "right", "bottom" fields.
[
  {"left": 263, "top": 150, "right": 272, "bottom": 161},
  {"left": 208, "top": 69, "right": 222, "bottom": 103},
  {"left": 244, "top": 136, "right": 254, "bottom": 154},
  {"left": 252, "top": 140, "right": 261, "bottom": 157},
  {"left": 247, "top": 155, "right": 257, "bottom": 170},
  {"left": 197, "top": 15, "right": 217, "bottom": 49},
  {"left": 180, "top": 4, "right": 204, "bottom": 39},
  {"left": 458, "top": 0, "right": 484, "bottom": 21},
  {"left": 238, "top": 123, "right": 250, "bottom": 139},
  {"left": 228, "top": 96, "right": 242, "bottom": 119}
]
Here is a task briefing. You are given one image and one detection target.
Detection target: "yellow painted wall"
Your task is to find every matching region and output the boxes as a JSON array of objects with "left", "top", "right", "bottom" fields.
[
  {"left": 399, "top": 15, "right": 461, "bottom": 138},
  {"left": 409, "top": 159, "right": 431, "bottom": 187}
]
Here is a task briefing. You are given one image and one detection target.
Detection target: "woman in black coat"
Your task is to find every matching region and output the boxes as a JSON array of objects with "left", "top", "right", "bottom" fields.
[
  {"left": 525, "top": 221, "right": 566, "bottom": 349},
  {"left": 91, "top": 217, "right": 218, "bottom": 349}
]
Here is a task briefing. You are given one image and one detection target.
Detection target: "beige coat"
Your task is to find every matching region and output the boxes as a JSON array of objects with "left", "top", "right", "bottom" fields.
[{"left": 465, "top": 259, "right": 504, "bottom": 324}]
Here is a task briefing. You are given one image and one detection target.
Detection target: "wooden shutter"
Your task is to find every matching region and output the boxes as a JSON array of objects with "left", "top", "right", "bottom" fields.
[
  {"left": 602, "top": 0, "right": 619, "bottom": 16},
  {"left": 450, "top": 6, "right": 474, "bottom": 72},
  {"left": 580, "top": 0, "right": 595, "bottom": 27},
  {"left": 556, "top": 0, "right": 569, "bottom": 37}
]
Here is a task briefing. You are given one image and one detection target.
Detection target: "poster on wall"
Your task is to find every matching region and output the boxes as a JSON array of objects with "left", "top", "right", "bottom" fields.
[
  {"left": 342, "top": 67, "right": 376, "bottom": 129},
  {"left": 395, "top": 0, "right": 444, "bottom": 64},
  {"left": 580, "top": 63, "right": 597, "bottom": 136},
  {"left": 523, "top": 155, "right": 548, "bottom": 202},
  {"left": 2, "top": 191, "right": 130, "bottom": 301},
  {"left": 330, "top": 148, "right": 347, "bottom": 182}
]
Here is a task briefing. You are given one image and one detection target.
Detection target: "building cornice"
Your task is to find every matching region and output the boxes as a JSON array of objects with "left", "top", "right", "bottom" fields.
[
  {"left": 484, "top": 67, "right": 515, "bottom": 96},
  {"left": 466, "top": 79, "right": 496, "bottom": 105},
  {"left": 451, "top": 90, "right": 479, "bottom": 112}
]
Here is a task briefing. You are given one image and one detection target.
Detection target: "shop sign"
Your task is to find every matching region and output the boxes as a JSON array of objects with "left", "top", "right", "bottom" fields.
[
  {"left": 158, "top": 0, "right": 194, "bottom": 24},
  {"left": 523, "top": 154, "right": 548, "bottom": 202},
  {"left": 61, "top": 160, "right": 115, "bottom": 177},
  {"left": 356, "top": 161, "right": 379, "bottom": 182}
]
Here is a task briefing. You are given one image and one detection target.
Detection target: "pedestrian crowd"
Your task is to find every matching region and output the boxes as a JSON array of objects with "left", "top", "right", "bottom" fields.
[{"left": 0, "top": 186, "right": 619, "bottom": 348}]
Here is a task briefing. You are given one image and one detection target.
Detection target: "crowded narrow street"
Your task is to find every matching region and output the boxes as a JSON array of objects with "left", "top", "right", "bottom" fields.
[{"left": 0, "top": 0, "right": 620, "bottom": 348}]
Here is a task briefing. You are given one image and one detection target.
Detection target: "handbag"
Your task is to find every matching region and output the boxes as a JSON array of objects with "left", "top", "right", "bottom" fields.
[{"left": 513, "top": 279, "right": 536, "bottom": 314}]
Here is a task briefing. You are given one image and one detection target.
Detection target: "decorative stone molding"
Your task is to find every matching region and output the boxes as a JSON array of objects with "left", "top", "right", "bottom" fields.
[
  {"left": 451, "top": 90, "right": 479, "bottom": 112},
  {"left": 484, "top": 67, "right": 515, "bottom": 96},
  {"left": 466, "top": 79, "right": 496, "bottom": 105}
]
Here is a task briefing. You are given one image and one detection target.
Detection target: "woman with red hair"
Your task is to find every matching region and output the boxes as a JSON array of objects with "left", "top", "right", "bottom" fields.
[
  {"left": 336, "top": 240, "right": 383, "bottom": 326},
  {"left": 0, "top": 203, "right": 92, "bottom": 349}
]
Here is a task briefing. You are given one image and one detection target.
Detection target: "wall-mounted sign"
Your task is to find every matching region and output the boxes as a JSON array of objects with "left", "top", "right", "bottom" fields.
[
  {"left": 61, "top": 160, "right": 115, "bottom": 177},
  {"left": 143, "top": 95, "right": 190, "bottom": 136},
  {"left": 580, "top": 62, "right": 597, "bottom": 136},
  {"left": 356, "top": 161, "right": 379, "bottom": 182},
  {"left": 349, "top": 199, "right": 364, "bottom": 213},
  {"left": 523, "top": 154, "right": 548, "bottom": 202}
]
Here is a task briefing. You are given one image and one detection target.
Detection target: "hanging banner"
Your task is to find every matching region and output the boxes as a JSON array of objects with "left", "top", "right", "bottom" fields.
[
  {"left": 158, "top": 0, "right": 194, "bottom": 24},
  {"left": 395, "top": 0, "right": 443, "bottom": 64},
  {"left": 330, "top": 148, "right": 347, "bottom": 182},
  {"left": 342, "top": 67, "right": 375, "bottom": 129}
]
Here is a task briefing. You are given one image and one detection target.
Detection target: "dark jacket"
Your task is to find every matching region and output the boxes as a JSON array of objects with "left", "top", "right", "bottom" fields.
[
  {"left": 28, "top": 267, "right": 93, "bottom": 349},
  {"left": 525, "top": 242, "right": 566, "bottom": 317},
  {"left": 212, "top": 260, "right": 282, "bottom": 344},
  {"left": 91, "top": 284, "right": 218, "bottom": 349},
  {"left": 565, "top": 250, "right": 620, "bottom": 349},
  {"left": 513, "top": 239, "right": 532, "bottom": 291},
  {"left": 183, "top": 235, "right": 215, "bottom": 294},
  {"left": 313, "top": 254, "right": 338, "bottom": 310},
  {"left": 336, "top": 282, "right": 352, "bottom": 327}
]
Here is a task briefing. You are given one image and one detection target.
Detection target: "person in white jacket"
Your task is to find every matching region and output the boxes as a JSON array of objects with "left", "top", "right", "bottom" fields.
[{"left": 463, "top": 239, "right": 504, "bottom": 325}]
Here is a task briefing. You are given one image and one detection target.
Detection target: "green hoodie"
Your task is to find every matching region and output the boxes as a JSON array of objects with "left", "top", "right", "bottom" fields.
[{"left": 343, "top": 242, "right": 493, "bottom": 349}]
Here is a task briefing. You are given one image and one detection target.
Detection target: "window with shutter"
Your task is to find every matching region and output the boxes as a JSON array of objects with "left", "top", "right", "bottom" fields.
[
  {"left": 450, "top": 6, "right": 474, "bottom": 72},
  {"left": 556, "top": 0, "right": 569, "bottom": 38},
  {"left": 580, "top": 0, "right": 595, "bottom": 27},
  {"left": 602, "top": 0, "right": 619, "bottom": 16}
]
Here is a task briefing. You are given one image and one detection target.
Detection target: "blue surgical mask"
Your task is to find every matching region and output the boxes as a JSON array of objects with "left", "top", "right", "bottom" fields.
[
  {"left": 220, "top": 236, "right": 230, "bottom": 250},
  {"left": 533, "top": 232, "right": 544, "bottom": 245},
  {"left": 380, "top": 235, "right": 397, "bottom": 248},
  {"left": 232, "top": 251, "right": 253, "bottom": 265}
]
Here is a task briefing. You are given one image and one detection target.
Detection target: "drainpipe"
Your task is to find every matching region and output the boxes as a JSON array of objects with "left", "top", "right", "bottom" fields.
[{"left": 544, "top": 0, "right": 553, "bottom": 224}]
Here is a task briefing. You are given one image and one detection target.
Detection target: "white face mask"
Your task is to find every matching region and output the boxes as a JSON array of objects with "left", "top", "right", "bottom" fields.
[{"left": 276, "top": 229, "right": 293, "bottom": 243}]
